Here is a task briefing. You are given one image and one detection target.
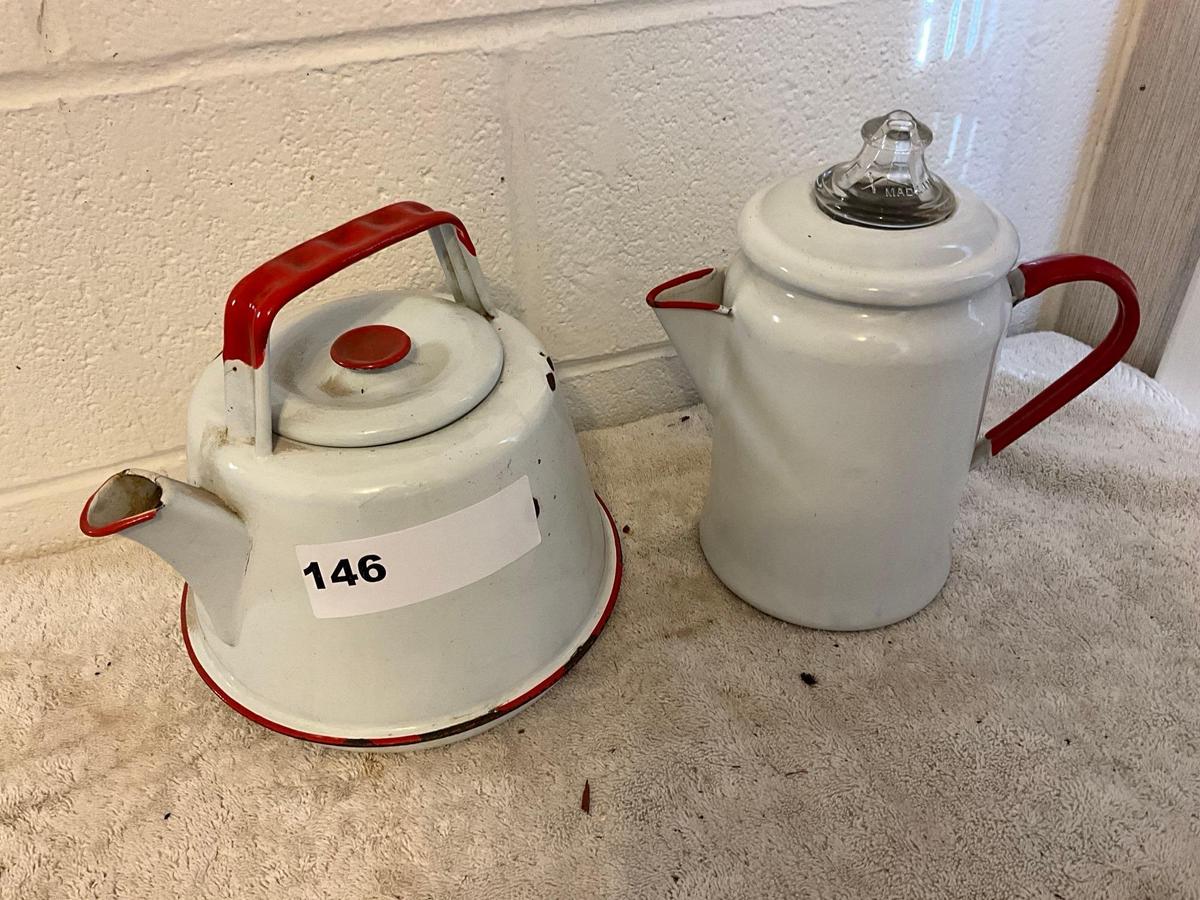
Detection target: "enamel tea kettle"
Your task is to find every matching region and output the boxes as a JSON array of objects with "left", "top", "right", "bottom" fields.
[
  {"left": 81, "top": 203, "right": 622, "bottom": 748},
  {"left": 648, "top": 110, "right": 1139, "bottom": 631}
]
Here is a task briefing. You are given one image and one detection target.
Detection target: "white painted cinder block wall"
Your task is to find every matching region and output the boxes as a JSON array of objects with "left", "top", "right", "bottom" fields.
[{"left": 1, "top": 0, "right": 1122, "bottom": 558}]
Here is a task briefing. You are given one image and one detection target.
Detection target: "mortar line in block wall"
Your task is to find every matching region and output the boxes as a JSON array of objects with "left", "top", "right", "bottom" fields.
[
  {"left": 2, "top": 344, "right": 695, "bottom": 560},
  {"left": 556, "top": 340, "right": 677, "bottom": 377},
  {"left": 0, "top": 0, "right": 843, "bottom": 111},
  {"left": 1, "top": 341, "right": 678, "bottom": 505},
  {"left": 0, "top": 446, "right": 186, "bottom": 505}
]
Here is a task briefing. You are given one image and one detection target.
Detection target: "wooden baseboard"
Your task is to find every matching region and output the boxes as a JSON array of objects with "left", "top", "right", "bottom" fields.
[{"left": 1055, "top": 0, "right": 1200, "bottom": 375}]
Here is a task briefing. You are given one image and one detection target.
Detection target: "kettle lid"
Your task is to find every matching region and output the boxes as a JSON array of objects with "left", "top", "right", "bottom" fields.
[
  {"left": 268, "top": 290, "right": 503, "bottom": 448},
  {"left": 738, "top": 109, "right": 1020, "bottom": 307}
]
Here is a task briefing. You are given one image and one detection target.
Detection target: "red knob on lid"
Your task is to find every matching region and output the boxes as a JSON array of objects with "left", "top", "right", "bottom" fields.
[{"left": 330, "top": 324, "right": 413, "bottom": 370}]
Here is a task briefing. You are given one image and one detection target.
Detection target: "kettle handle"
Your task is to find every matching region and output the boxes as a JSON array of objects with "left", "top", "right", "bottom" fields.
[
  {"left": 972, "top": 254, "right": 1140, "bottom": 467},
  {"left": 221, "top": 201, "right": 494, "bottom": 451}
]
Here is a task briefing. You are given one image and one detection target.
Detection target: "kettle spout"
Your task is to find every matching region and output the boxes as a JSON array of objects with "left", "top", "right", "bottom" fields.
[
  {"left": 647, "top": 267, "right": 732, "bottom": 409},
  {"left": 80, "top": 470, "right": 251, "bottom": 646}
]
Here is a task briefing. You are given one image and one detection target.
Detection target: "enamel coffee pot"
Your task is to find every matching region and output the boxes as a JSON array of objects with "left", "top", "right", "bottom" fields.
[{"left": 647, "top": 110, "right": 1139, "bottom": 631}]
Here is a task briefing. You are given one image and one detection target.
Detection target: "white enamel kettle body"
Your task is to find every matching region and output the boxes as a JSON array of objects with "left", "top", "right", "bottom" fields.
[
  {"left": 81, "top": 203, "right": 622, "bottom": 749},
  {"left": 649, "top": 111, "right": 1139, "bottom": 631}
]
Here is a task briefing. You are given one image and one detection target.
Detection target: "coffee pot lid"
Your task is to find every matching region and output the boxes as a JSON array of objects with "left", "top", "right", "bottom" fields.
[{"left": 736, "top": 109, "right": 1020, "bottom": 307}]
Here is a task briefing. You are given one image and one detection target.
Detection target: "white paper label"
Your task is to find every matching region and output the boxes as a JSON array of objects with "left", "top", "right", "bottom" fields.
[{"left": 295, "top": 476, "right": 542, "bottom": 620}]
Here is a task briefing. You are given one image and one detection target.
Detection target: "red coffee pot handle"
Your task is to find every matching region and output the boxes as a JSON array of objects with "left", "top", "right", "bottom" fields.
[
  {"left": 222, "top": 202, "right": 493, "bottom": 450},
  {"left": 975, "top": 254, "right": 1139, "bottom": 465}
]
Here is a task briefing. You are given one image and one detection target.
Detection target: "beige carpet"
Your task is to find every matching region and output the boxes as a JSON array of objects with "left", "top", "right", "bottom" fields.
[{"left": 3, "top": 332, "right": 1199, "bottom": 899}]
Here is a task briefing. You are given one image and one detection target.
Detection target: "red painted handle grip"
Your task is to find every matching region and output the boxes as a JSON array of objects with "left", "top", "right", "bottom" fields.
[
  {"left": 223, "top": 202, "right": 476, "bottom": 368},
  {"left": 985, "top": 254, "right": 1140, "bottom": 455}
]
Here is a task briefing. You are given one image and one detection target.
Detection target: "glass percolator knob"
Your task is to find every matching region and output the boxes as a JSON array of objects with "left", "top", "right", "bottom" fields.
[{"left": 814, "top": 109, "right": 957, "bottom": 229}]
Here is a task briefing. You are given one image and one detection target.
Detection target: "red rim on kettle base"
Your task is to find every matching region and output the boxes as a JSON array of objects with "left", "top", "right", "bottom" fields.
[{"left": 181, "top": 494, "right": 623, "bottom": 748}]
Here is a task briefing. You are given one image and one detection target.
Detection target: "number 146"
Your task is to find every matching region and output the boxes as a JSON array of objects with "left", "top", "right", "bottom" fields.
[{"left": 302, "top": 555, "right": 386, "bottom": 590}]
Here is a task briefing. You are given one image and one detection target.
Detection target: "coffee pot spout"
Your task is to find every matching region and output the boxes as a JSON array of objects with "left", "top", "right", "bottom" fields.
[
  {"left": 646, "top": 267, "right": 732, "bottom": 410},
  {"left": 80, "top": 470, "right": 251, "bottom": 646}
]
